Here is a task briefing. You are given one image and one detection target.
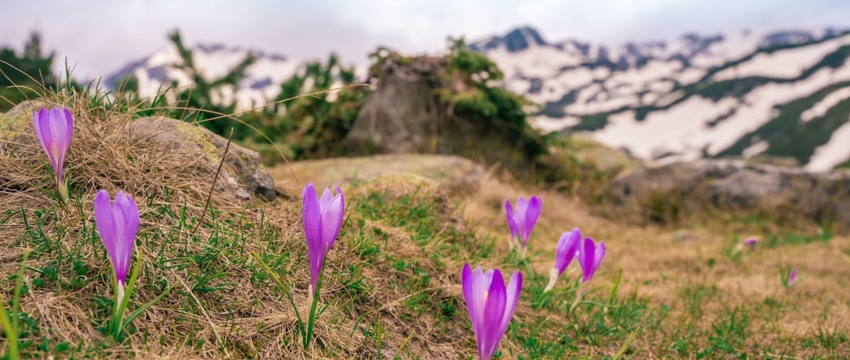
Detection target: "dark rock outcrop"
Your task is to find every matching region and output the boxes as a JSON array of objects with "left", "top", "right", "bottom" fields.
[
  {"left": 605, "top": 159, "right": 850, "bottom": 227},
  {"left": 345, "top": 55, "right": 538, "bottom": 172}
]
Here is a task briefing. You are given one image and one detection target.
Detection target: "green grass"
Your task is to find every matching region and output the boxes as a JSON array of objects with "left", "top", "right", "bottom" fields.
[
  {"left": 5, "top": 167, "right": 850, "bottom": 358},
  {"left": 4, "top": 92, "right": 850, "bottom": 358}
]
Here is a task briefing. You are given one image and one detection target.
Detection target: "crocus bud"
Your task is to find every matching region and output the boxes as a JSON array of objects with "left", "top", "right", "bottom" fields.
[
  {"left": 462, "top": 264, "right": 522, "bottom": 360},
  {"left": 302, "top": 183, "right": 344, "bottom": 295},
  {"left": 577, "top": 237, "right": 606, "bottom": 283},
  {"left": 544, "top": 228, "right": 581, "bottom": 292},
  {"left": 504, "top": 196, "right": 541, "bottom": 251},
  {"left": 93, "top": 190, "right": 139, "bottom": 303},
  {"left": 33, "top": 107, "right": 74, "bottom": 201}
]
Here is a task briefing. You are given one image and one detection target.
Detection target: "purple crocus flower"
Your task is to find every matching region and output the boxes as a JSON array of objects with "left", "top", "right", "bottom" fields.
[
  {"left": 462, "top": 264, "right": 522, "bottom": 360},
  {"left": 544, "top": 228, "right": 582, "bottom": 292},
  {"left": 577, "top": 237, "right": 606, "bottom": 283},
  {"left": 504, "top": 196, "right": 542, "bottom": 249},
  {"left": 93, "top": 190, "right": 139, "bottom": 301},
  {"left": 742, "top": 237, "right": 759, "bottom": 250},
  {"left": 788, "top": 268, "right": 798, "bottom": 287},
  {"left": 302, "top": 183, "right": 345, "bottom": 295},
  {"left": 554, "top": 229, "right": 582, "bottom": 276},
  {"left": 33, "top": 107, "right": 74, "bottom": 200}
]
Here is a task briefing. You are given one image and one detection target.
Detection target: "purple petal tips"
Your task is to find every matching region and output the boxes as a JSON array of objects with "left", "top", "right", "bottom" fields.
[
  {"left": 577, "top": 237, "right": 606, "bottom": 283},
  {"left": 93, "top": 190, "right": 139, "bottom": 286},
  {"left": 504, "top": 195, "right": 542, "bottom": 249},
  {"left": 554, "top": 228, "right": 582, "bottom": 277},
  {"left": 33, "top": 107, "right": 74, "bottom": 199},
  {"left": 788, "top": 268, "right": 797, "bottom": 286},
  {"left": 462, "top": 264, "right": 522, "bottom": 360},
  {"left": 742, "top": 237, "right": 759, "bottom": 250},
  {"left": 303, "top": 183, "right": 345, "bottom": 295}
]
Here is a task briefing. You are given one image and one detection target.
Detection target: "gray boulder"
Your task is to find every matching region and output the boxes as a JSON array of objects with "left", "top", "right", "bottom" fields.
[
  {"left": 606, "top": 159, "right": 850, "bottom": 227},
  {"left": 344, "top": 53, "right": 539, "bottom": 173},
  {"left": 128, "top": 116, "right": 278, "bottom": 201}
]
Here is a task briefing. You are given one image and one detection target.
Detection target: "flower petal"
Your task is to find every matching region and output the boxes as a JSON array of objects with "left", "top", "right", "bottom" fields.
[
  {"left": 33, "top": 109, "right": 47, "bottom": 154},
  {"left": 504, "top": 200, "right": 518, "bottom": 239},
  {"left": 579, "top": 237, "right": 597, "bottom": 282},
  {"left": 480, "top": 269, "right": 507, "bottom": 359},
  {"left": 94, "top": 190, "right": 116, "bottom": 263},
  {"left": 33, "top": 109, "right": 55, "bottom": 170},
  {"left": 112, "top": 191, "right": 139, "bottom": 284},
  {"left": 593, "top": 241, "right": 606, "bottom": 272},
  {"left": 302, "top": 183, "right": 323, "bottom": 292},
  {"left": 521, "top": 196, "right": 542, "bottom": 245},
  {"left": 473, "top": 267, "right": 491, "bottom": 327},
  {"left": 461, "top": 264, "right": 479, "bottom": 335},
  {"left": 555, "top": 228, "right": 581, "bottom": 275},
  {"left": 62, "top": 108, "right": 74, "bottom": 156},
  {"left": 321, "top": 187, "right": 344, "bottom": 250},
  {"left": 319, "top": 188, "right": 333, "bottom": 209},
  {"left": 500, "top": 271, "right": 522, "bottom": 334}
]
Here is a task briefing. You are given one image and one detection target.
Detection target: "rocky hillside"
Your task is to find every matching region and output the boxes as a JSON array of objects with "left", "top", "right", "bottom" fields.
[{"left": 472, "top": 26, "right": 850, "bottom": 171}]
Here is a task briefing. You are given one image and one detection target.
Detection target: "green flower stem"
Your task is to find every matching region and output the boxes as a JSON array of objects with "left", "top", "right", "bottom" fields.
[
  {"left": 304, "top": 266, "right": 325, "bottom": 349},
  {"left": 570, "top": 284, "right": 584, "bottom": 314},
  {"left": 110, "top": 248, "right": 144, "bottom": 340},
  {"left": 57, "top": 178, "right": 70, "bottom": 202},
  {"left": 251, "top": 252, "right": 327, "bottom": 350}
]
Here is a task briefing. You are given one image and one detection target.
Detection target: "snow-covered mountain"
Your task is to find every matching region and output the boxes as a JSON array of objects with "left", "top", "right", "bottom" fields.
[
  {"left": 106, "top": 43, "right": 301, "bottom": 111},
  {"left": 472, "top": 26, "right": 850, "bottom": 171}
]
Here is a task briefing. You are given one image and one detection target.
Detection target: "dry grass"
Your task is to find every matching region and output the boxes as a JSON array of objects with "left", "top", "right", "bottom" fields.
[
  {"left": 3, "top": 87, "right": 850, "bottom": 358},
  {"left": 0, "top": 93, "right": 497, "bottom": 359},
  {"left": 279, "top": 153, "right": 850, "bottom": 358}
]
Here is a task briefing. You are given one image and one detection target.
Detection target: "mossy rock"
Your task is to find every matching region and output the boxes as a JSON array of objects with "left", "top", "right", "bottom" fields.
[
  {"left": 0, "top": 100, "right": 58, "bottom": 145},
  {"left": 130, "top": 117, "right": 279, "bottom": 201},
  {"left": 0, "top": 101, "right": 279, "bottom": 202}
]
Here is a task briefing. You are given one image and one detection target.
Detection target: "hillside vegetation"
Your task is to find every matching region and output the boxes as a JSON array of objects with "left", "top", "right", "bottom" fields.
[{"left": 0, "top": 30, "right": 849, "bottom": 359}]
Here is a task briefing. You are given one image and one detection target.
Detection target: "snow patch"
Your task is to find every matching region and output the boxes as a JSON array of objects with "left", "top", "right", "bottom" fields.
[
  {"left": 713, "top": 35, "right": 850, "bottom": 81},
  {"left": 531, "top": 115, "right": 580, "bottom": 134},
  {"left": 801, "top": 86, "right": 850, "bottom": 122},
  {"left": 743, "top": 141, "right": 769, "bottom": 158},
  {"left": 806, "top": 115, "right": 850, "bottom": 171}
]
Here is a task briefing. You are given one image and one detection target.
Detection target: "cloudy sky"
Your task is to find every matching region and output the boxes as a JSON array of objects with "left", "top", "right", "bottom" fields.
[{"left": 2, "top": 0, "right": 850, "bottom": 80}]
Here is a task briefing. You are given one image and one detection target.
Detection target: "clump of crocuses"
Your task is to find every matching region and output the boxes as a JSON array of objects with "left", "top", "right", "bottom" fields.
[
  {"left": 462, "top": 264, "right": 522, "bottom": 360},
  {"left": 33, "top": 107, "right": 74, "bottom": 201},
  {"left": 544, "top": 228, "right": 581, "bottom": 292},
  {"left": 505, "top": 196, "right": 541, "bottom": 255}
]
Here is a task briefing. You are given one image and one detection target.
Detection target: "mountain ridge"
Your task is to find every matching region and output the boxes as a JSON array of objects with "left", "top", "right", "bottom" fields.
[
  {"left": 470, "top": 26, "right": 850, "bottom": 171},
  {"left": 102, "top": 26, "right": 850, "bottom": 171}
]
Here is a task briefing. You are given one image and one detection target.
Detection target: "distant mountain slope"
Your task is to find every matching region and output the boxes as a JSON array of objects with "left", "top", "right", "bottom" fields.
[
  {"left": 472, "top": 26, "right": 850, "bottom": 171},
  {"left": 105, "top": 43, "right": 301, "bottom": 111}
]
